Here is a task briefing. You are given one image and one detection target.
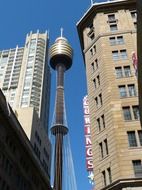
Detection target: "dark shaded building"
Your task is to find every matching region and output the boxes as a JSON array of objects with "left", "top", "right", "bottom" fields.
[{"left": 0, "top": 89, "right": 52, "bottom": 190}]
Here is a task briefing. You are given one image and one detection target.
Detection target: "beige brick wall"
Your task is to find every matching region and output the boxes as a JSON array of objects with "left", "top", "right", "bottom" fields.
[{"left": 78, "top": 0, "right": 142, "bottom": 189}]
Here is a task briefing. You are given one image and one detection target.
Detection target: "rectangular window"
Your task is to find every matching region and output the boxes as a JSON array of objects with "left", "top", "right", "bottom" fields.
[
  {"left": 101, "top": 115, "right": 105, "bottom": 129},
  {"left": 30, "top": 39, "right": 36, "bottom": 47},
  {"left": 109, "top": 36, "right": 124, "bottom": 45},
  {"left": 120, "top": 49, "right": 127, "bottom": 59},
  {"left": 128, "top": 84, "right": 136, "bottom": 96},
  {"left": 93, "top": 45, "right": 96, "bottom": 54},
  {"left": 91, "top": 59, "right": 98, "bottom": 73},
  {"left": 119, "top": 85, "right": 127, "bottom": 97},
  {"left": 90, "top": 49, "right": 93, "bottom": 56},
  {"left": 99, "top": 142, "right": 103, "bottom": 158},
  {"left": 104, "top": 139, "right": 109, "bottom": 155},
  {"left": 112, "top": 51, "right": 119, "bottom": 60},
  {"left": 123, "top": 106, "right": 132, "bottom": 120},
  {"left": 131, "top": 11, "right": 137, "bottom": 19},
  {"left": 95, "top": 97, "right": 98, "bottom": 108},
  {"left": 138, "top": 131, "right": 142, "bottom": 146},
  {"left": 117, "top": 36, "right": 124, "bottom": 44},
  {"left": 108, "top": 14, "right": 116, "bottom": 21},
  {"left": 1, "top": 55, "right": 8, "bottom": 64},
  {"left": 88, "top": 24, "right": 95, "bottom": 40},
  {"left": 132, "top": 160, "right": 142, "bottom": 177},
  {"left": 124, "top": 66, "right": 131, "bottom": 77},
  {"left": 102, "top": 170, "right": 106, "bottom": 186},
  {"left": 91, "top": 62, "right": 95, "bottom": 73},
  {"left": 115, "top": 67, "right": 123, "bottom": 78},
  {"left": 95, "top": 59, "right": 98, "bottom": 69},
  {"left": 109, "top": 37, "right": 116, "bottom": 45},
  {"left": 93, "top": 79, "right": 96, "bottom": 89},
  {"left": 107, "top": 167, "right": 112, "bottom": 184},
  {"left": 99, "top": 93, "right": 102, "bottom": 106},
  {"left": 97, "top": 75, "right": 100, "bottom": 86},
  {"left": 110, "top": 24, "right": 118, "bottom": 31},
  {"left": 132, "top": 106, "right": 139, "bottom": 120},
  {"left": 90, "top": 45, "right": 96, "bottom": 56},
  {"left": 127, "top": 131, "right": 137, "bottom": 147},
  {"left": 97, "top": 118, "right": 101, "bottom": 131}
]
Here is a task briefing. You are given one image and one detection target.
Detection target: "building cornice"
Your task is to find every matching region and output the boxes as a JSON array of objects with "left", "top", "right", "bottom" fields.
[
  {"left": 84, "top": 29, "right": 136, "bottom": 54},
  {"left": 100, "top": 178, "right": 142, "bottom": 190}
]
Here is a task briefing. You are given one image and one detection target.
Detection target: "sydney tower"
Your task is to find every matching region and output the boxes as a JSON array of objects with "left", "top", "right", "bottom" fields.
[{"left": 49, "top": 33, "right": 73, "bottom": 190}]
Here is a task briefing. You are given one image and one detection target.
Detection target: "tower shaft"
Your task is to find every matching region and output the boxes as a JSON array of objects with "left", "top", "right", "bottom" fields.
[
  {"left": 53, "top": 63, "right": 66, "bottom": 190},
  {"left": 54, "top": 133, "right": 63, "bottom": 190},
  {"left": 55, "top": 64, "right": 65, "bottom": 125}
]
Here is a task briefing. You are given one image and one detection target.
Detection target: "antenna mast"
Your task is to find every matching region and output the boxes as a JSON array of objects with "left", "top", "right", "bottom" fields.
[
  {"left": 91, "top": 0, "right": 94, "bottom": 6},
  {"left": 60, "top": 27, "right": 63, "bottom": 37}
]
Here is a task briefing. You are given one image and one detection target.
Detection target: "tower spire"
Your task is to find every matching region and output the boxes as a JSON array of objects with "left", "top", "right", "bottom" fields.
[
  {"left": 60, "top": 27, "right": 63, "bottom": 37},
  {"left": 91, "top": 0, "right": 94, "bottom": 6}
]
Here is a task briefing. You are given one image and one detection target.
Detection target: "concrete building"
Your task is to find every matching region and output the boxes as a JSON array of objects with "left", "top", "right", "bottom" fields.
[
  {"left": 77, "top": 0, "right": 142, "bottom": 189},
  {"left": 0, "top": 31, "right": 50, "bottom": 132},
  {"left": 0, "top": 89, "right": 52, "bottom": 190},
  {"left": 0, "top": 31, "right": 51, "bottom": 178}
]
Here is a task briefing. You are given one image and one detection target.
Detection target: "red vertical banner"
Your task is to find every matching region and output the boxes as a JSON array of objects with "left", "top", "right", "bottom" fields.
[
  {"left": 83, "top": 95, "right": 93, "bottom": 171},
  {"left": 132, "top": 51, "right": 138, "bottom": 76}
]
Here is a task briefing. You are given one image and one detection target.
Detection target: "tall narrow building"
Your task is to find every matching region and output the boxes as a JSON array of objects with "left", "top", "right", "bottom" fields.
[
  {"left": 77, "top": 0, "right": 142, "bottom": 189},
  {"left": 0, "top": 31, "right": 51, "bottom": 178},
  {"left": 0, "top": 31, "right": 50, "bottom": 132}
]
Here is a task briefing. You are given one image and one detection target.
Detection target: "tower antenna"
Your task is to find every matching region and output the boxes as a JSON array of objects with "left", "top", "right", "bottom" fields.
[
  {"left": 91, "top": 0, "right": 94, "bottom": 6},
  {"left": 60, "top": 27, "right": 64, "bottom": 37}
]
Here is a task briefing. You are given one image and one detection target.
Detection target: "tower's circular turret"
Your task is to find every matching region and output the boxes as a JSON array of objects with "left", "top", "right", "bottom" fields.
[{"left": 49, "top": 36, "right": 73, "bottom": 70}]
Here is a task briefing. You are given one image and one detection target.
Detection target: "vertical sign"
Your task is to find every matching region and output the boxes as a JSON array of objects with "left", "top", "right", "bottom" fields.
[
  {"left": 132, "top": 51, "right": 138, "bottom": 76},
  {"left": 83, "top": 95, "right": 93, "bottom": 171}
]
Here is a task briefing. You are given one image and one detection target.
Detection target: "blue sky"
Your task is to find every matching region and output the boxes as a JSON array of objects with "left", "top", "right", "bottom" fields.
[{"left": 0, "top": 0, "right": 104, "bottom": 189}]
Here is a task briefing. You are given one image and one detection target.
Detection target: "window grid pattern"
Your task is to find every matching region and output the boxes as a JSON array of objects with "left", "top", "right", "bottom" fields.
[
  {"left": 112, "top": 49, "right": 127, "bottom": 61},
  {"left": 115, "top": 66, "right": 132, "bottom": 79},
  {"left": 118, "top": 84, "right": 137, "bottom": 98},
  {"left": 21, "top": 39, "right": 37, "bottom": 107},
  {"left": 97, "top": 114, "right": 105, "bottom": 132},
  {"left": 123, "top": 106, "right": 139, "bottom": 121},
  {"left": 102, "top": 167, "right": 112, "bottom": 187},
  {"left": 132, "top": 160, "right": 142, "bottom": 177},
  {"left": 109, "top": 36, "right": 124, "bottom": 45},
  {"left": 99, "top": 138, "right": 109, "bottom": 159}
]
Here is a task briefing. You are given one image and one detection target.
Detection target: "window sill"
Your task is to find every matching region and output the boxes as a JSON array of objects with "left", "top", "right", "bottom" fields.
[
  {"left": 128, "top": 146, "right": 142, "bottom": 150},
  {"left": 113, "top": 58, "right": 128, "bottom": 61},
  {"left": 120, "top": 95, "right": 138, "bottom": 99},
  {"left": 124, "top": 119, "right": 140, "bottom": 122},
  {"left": 116, "top": 75, "right": 134, "bottom": 79},
  {"left": 110, "top": 42, "right": 124, "bottom": 46}
]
